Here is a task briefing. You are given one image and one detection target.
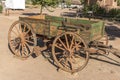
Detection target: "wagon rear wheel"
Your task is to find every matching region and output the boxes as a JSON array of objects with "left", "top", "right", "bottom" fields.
[
  {"left": 52, "top": 32, "right": 89, "bottom": 73},
  {"left": 8, "top": 21, "right": 37, "bottom": 58}
]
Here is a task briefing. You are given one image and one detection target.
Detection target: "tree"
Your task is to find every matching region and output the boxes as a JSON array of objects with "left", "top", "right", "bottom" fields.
[
  {"left": 31, "top": 0, "right": 59, "bottom": 14},
  {"left": 117, "top": 0, "right": 120, "bottom": 6}
]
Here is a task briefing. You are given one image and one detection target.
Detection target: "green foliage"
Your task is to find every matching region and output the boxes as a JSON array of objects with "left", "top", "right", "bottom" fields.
[
  {"left": 91, "top": 4, "right": 99, "bottom": 13},
  {"left": 0, "top": 5, "right": 3, "bottom": 13},
  {"left": 82, "top": 3, "right": 120, "bottom": 20},
  {"left": 117, "top": 0, "right": 120, "bottom": 6},
  {"left": 65, "top": 0, "right": 72, "bottom": 6},
  {"left": 31, "top": 0, "right": 58, "bottom": 7},
  {"left": 25, "top": 0, "right": 32, "bottom": 4},
  {"left": 108, "top": 8, "right": 120, "bottom": 18},
  {"left": 116, "top": 13, "right": 120, "bottom": 18},
  {"left": 83, "top": 3, "right": 107, "bottom": 16},
  {"left": 82, "top": 5, "right": 89, "bottom": 14},
  {"left": 96, "top": 7, "right": 107, "bottom": 16},
  {"left": 31, "top": 0, "right": 59, "bottom": 14}
]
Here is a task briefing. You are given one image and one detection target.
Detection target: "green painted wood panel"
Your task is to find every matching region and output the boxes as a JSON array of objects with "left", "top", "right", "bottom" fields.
[{"left": 19, "top": 16, "right": 105, "bottom": 43}]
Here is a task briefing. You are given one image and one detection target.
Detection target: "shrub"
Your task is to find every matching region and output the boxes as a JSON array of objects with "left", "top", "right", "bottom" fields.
[
  {"left": 83, "top": 4, "right": 107, "bottom": 16},
  {"left": 82, "top": 5, "right": 89, "bottom": 14},
  {"left": 117, "top": 0, "right": 120, "bottom": 6},
  {"left": 25, "top": 0, "right": 32, "bottom": 4},
  {"left": 82, "top": 3, "right": 120, "bottom": 20},
  {"left": 108, "top": 9, "right": 119, "bottom": 18},
  {"left": 0, "top": 5, "right": 3, "bottom": 13}
]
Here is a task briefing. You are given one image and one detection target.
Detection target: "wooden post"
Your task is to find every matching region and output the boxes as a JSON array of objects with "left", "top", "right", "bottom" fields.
[{"left": 5, "top": 8, "right": 9, "bottom": 16}]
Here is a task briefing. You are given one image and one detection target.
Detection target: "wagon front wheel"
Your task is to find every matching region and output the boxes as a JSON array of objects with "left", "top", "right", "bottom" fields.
[
  {"left": 8, "top": 21, "right": 37, "bottom": 58},
  {"left": 52, "top": 32, "right": 89, "bottom": 73}
]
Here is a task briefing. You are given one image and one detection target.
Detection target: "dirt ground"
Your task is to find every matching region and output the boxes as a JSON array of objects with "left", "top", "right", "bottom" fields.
[{"left": 0, "top": 8, "right": 120, "bottom": 80}]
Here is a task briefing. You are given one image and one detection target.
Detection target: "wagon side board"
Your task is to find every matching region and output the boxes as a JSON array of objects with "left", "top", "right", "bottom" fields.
[
  {"left": 19, "top": 17, "right": 50, "bottom": 37},
  {"left": 90, "top": 21, "right": 105, "bottom": 41},
  {"left": 19, "top": 15, "right": 105, "bottom": 44}
]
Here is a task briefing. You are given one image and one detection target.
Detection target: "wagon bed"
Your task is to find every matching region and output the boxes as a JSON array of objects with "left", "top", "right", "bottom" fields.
[{"left": 19, "top": 15, "right": 105, "bottom": 43}]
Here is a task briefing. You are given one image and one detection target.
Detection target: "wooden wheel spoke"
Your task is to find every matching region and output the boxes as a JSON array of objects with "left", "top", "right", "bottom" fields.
[
  {"left": 75, "top": 39, "right": 82, "bottom": 47},
  {"left": 23, "top": 25, "right": 27, "bottom": 32},
  {"left": 58, "top": 38, "right": 67, "bottom": 50},
  {"left": 65, "top": 34, "right": 69, "bottom": 48},
  {"left": 24, "top": 43, "right": 29, "bottom": 55},
  {"left": 59, "top": 58, "right": 70, "bottom": 69},
  {"left": 14, "top": 25, "right": 20, "bottom": 34},
  {"left": 70, "top": 35, "right": 75, "bottom": 49},
  {"left": 15, "top": 43, "right": 21, "bottom": 56},
  {"left": 25, "top": 28, "right": 31, "bottom": 34},
  {"left": 10, "top": 39, "right": 18, "bottom": 47},
  {"left": 71, "top": 46, "right": 76, "bottom": 51},
  {"left": 25, "top": 35, "right": 34, "bottom": 39},
  {"left": 55, "top": 44, "right": 65, "bottom": 51},
  {"left": 67, "top": 58, "right": 74, "bottom": 70},
  {"left": 24, "top": 42, "right": 32, "bottom": 53},
  {"left": 74, "top": 53, "right": 83, "bottom": 60},
  {"left": 26, "top": 40, "right": 34, "bottom": 44},
  {"left": 19, "top": 24, "right": 22, "bottom": 33},
  {"left": 21, "top": 44, "right": 25, "bottom": 56},
  {"left": 11, "top": 30, "right": 18, "bottom": 36},
  {"left": 23, "top": 43, "right": 29, "bottom": 55},
  {"left": 55, "top": 52, "right": 62, "bottom": 55},
  {"left": 64, "top": 59, "right": 70, "bottom": 68},
  {"left": 63, "top": 51, "right": 67, "bottom": 56},
  {"left": 74, "top": 54, "right": 81, "bottom": 58},
  {"left": 19, "top": 44, "right": 22, "bottom": 56},
  {"left": 21, "top": 44, "right": 27, "bottom": 56},
  {"left": 71, "top": 41, "right": 82, "bottom": 51},
  {"left": 58, "top": 58, "right": 64, "bottom": 62}
]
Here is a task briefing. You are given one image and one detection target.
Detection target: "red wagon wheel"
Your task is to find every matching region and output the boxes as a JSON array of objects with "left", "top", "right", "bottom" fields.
[
  {"left": 8, "top": 21, "right": 37, "bottom": 58},
  {"left": 52, "top": 32, "right": 89, "bottom": 73}
]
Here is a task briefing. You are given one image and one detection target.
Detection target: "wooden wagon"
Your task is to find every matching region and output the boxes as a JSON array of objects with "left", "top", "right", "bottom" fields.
[{"left": 8, "top": 15, "right": 120, "bottom": 73}]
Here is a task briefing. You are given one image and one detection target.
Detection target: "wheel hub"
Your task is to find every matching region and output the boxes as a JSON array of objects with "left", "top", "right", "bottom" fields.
[
  {"left": 64, "top": 50, "right": 70, "bottom": 57},
  {"left": 15, "top": 37, "right": 21, "bottom": 44},
  {"left": 64, "top": 49, "right": 74, "bottom": 57}
]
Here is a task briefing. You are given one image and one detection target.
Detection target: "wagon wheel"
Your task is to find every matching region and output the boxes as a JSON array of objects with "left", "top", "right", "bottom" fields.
[
  {"left": 52, "top": 32, "right": 89, "bottom": 73},
  {"left": 8, "top": 20, "right": 37, "bottom": 58}
]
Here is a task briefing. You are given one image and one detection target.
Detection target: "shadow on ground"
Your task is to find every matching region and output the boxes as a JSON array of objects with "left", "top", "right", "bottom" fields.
[
  {"left": 31, "top": 36, "right": 59, "bottom": 69},
  {"left": 60, "top": 12, "right": 77, "bottom": 17},
  {"left": 22, "top": 13, "right": 48, "bottom": 16},
  {"left": 90, "top": 54, "right": 120, "bottom": 67},
  {"left": 105, "top": 23, "right": 120, "bottom": 40}
]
